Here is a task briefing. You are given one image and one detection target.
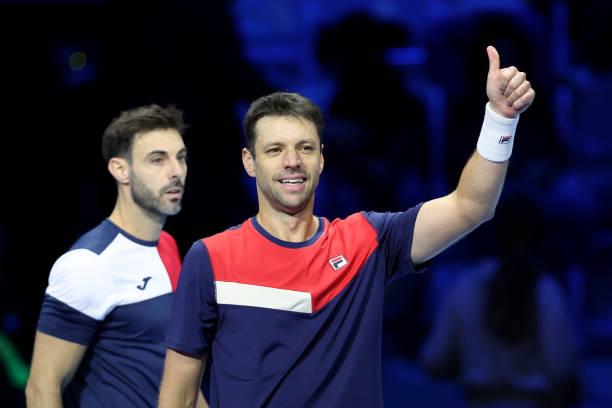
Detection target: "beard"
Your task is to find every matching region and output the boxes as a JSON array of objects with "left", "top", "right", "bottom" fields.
[
  {"left": 261, "top": 185, "right": 314, "bottom": 215},
  {"left": 256, "top": 170, "right": 317, "bottom": 215},
  {"left": 130, "top": 172, "right": 183, "bottom": 218}
]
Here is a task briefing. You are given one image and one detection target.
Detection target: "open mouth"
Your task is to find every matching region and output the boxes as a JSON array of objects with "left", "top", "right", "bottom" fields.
[
  {"left": 279, "top": 178, "right": 305, "bottom": 185},
  {"left": 278, "top": 176, "right": 306, "bottom": 192},
  {"left": 164, "top": 187, "right": 183, "bottom": 200}
]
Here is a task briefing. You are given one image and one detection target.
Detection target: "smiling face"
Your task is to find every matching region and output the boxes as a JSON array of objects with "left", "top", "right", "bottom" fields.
[
  {"left": 242, "top": 115, "right": 324, "bottom": 216},
  {"left": 128, "top": 128, "right": 188, "bottom": 217}
]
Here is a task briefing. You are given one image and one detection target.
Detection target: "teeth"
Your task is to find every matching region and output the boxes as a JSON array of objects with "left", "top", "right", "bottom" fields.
[{"left": 281, "top": 179, "right": 303, "bottom": 184}]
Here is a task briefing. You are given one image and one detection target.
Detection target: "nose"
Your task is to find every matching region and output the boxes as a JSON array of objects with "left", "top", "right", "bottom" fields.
[
  {"left": 282, "top": 149, "right": 301, "bottom": 168},
  {"left": 168, "top": 157, "right": 187, "bottom": 180}
]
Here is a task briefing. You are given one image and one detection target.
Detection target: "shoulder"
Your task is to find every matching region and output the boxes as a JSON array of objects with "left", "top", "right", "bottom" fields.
[
  {"left": 45, "top": 221, "right": 121, "bottom": 319},
  {"left": 331, "top": 212, "right": 374, "bottom": 229},
  {"left": 69, "top": 220, "right": 121, "bottom": 254},
  {"left": 360, "top": 204, "right": 423, "bottom": 231},
  {"left": 49, "top": 220, "right": 122, "bottom": 286},
  {"left": 201, "top": 220, "right": 248, "bottom": 253},
  {"left": 49, "top": 241, "right": 105, "bottom": 287},
  {"left": 46, "top": 248, "right": 112, "bottom": 319},
  {"left": 184, "top": 239, "right": 210, "bottom": 259},
  {"left": 327, "top": 212, "right": 378, "bottom": 241}
]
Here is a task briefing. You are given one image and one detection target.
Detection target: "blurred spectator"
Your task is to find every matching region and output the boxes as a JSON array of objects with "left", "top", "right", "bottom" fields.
[
  {"left": 316, "top": 12, "right": 429, "bottom": 215},
  {"left": 314, "top": 13, "right": 431, "bottom": 361},
  {"left": 420, "top": 194, "right": 579, "bottom": 407},
  {"left": 559, "top": 0, "right": 612, "bottom": 163},
  {"left": 425, "top": 9, "right": 563, "bottom": 190}
]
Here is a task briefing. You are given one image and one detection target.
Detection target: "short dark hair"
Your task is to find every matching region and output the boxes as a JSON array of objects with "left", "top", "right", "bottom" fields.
[
  {"left": 102, "top": 104, "right": 185, "bottom": 162},
  {"left": 243, "top": 92, "right": 324, "bottom": 154}
]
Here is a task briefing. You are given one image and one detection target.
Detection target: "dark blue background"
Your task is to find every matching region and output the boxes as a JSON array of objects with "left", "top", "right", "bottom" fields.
[{"left": 1, "top": 1, "right": 610, "bottom": 406}]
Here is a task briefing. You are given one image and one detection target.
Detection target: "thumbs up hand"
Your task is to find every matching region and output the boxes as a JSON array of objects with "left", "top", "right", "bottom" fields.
[{"left": 486, "top": 46, "right": 535, "bottom": 118}]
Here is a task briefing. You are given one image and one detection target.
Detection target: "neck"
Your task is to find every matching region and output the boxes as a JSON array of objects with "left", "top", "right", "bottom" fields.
[
  {"left": 256, "top": 204, "right": 318, "bottom": 243},
  {"left": 108, "top": 194, "right": 165, "bottom": 242}
]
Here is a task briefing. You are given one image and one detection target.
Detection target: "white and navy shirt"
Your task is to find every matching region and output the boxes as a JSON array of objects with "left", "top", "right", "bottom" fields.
[{"left": 37, "top": 219, "right": 181, "bottom": 408}]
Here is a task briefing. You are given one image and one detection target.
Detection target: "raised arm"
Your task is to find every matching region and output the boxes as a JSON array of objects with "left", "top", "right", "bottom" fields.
[
  {"left": 158, "top": 349, "right": 208, "bottom": 408},
  {"left": 25, "top": 331, "right": 88, "bottom": 408},
  {"left": 411, "top": 46, "right": 535, "bottom": 264}
]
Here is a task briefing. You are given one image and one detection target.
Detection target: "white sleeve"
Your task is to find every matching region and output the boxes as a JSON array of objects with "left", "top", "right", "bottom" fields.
[{"left": 46, "top": 249, "right": 117, "bottom": 320}]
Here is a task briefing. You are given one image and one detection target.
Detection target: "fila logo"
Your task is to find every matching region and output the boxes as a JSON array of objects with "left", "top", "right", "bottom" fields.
[
  {"left": 498, "top": 135, "right": 512, "bottom": 144},
  {"left": 329, "top": 255, "right": 348, "bottom": 271}
]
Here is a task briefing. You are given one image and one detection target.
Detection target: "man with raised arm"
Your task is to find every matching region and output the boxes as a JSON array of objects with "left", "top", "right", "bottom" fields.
[{"left": 159, "top": 46, "right": 534, "bottom": 408}]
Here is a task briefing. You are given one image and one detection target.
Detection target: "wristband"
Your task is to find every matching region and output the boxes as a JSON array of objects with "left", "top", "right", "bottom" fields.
[{"left": 476, "top": 102, "right": 519, "bottom": 162}]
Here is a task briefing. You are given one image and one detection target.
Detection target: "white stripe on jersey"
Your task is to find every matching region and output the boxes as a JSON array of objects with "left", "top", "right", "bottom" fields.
[{"left": 215, "top": 281, "right": 312, "bottom": 313}]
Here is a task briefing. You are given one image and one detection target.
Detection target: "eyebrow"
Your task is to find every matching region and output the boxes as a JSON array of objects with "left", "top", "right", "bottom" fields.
[
  {"left": 262, "top": 139, "right": 317, "bottom": 148},
  {"left": 145, "top": 147, "right": 187, "bottom": 157}
]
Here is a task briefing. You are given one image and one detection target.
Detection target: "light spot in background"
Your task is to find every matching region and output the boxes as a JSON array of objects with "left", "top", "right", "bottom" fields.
[{"left": 69, "top": 51, "right": 87, "bottom": 71}]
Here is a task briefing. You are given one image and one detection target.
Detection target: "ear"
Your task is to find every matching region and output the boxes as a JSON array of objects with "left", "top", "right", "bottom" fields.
[
  {"left": 319, "top": 144, "right": 325, "bottom": 175},
  {"left": 107, "top": 157, "right": 130, "bottom": 185},
  {"left": 242, "top": 148, "right": 256, "bottom": 178}
]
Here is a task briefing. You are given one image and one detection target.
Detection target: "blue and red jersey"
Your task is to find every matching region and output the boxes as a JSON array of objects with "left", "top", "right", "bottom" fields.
[{"left": 166, "top": 206, "right": 423, "bottom": 407}]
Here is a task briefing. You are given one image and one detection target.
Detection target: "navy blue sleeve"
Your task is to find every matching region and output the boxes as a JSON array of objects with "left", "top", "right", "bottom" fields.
[
  {"left": 363, "top": 203, "right": 427, "bottom": 281},
  {"left": 36, "top": 295, "right": 100, "bottom": 345},
  {"left": 166, "top": 240, "right": 218, "bottom": 356}
]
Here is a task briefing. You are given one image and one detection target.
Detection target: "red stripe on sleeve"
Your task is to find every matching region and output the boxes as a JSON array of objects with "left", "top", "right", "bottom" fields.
[{"left": 157, "top": 231, "right": 181, "bottom": 291}]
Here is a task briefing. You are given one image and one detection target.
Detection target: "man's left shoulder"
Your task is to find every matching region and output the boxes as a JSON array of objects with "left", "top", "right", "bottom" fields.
[
  {"left": 326, "top": 212, "right": 378, "bottom": 243},
  {"left": 329, "top": 212, "right": 374, "bottom": 230}
]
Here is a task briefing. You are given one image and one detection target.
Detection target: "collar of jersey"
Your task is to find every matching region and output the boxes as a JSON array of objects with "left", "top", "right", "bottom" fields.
[
  {"left": 250, "top": 216, "right": 325, "bottom": 248},
  {"left": 103, "top": 218, "right": 159, "bottom": 247}
]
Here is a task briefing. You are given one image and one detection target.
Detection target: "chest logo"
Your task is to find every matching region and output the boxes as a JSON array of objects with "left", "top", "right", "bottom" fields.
[
  {"left": 137, "top": 276, "right": 152, "bottom": 290},
  {"left": 329, "top": 255, "right": 348, "bottom": 271}
]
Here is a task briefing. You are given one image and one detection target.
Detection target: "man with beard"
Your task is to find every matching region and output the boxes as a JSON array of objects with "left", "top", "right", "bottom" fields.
[
  {"left": 26, "top": 105, "right": 203, "bottom": 407},
  {"left": 159, "top": 46, "right": 536, "bottom": 407}
]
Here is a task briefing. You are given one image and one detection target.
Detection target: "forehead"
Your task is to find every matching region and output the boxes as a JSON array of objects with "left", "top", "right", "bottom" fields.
[
  {"left": 132, "top": 128, "right": 185, "bottom": 156},
  {"left": 254, "top": 116, "right": 319, "bottom": 147}
]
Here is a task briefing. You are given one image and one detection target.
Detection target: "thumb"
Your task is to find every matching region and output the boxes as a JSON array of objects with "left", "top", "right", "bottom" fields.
[{"left": 487, "top": 45, "right": 500, "bottom": 75}]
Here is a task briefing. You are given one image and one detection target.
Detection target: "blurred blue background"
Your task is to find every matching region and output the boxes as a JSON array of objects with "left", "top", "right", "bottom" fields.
[{"left": 0, "top": 0, "right": 610, "bottom": 406}]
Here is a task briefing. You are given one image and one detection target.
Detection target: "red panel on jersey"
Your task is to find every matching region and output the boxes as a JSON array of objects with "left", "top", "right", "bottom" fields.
[
  {"left": 157, "top": 231, "right": 181, "bottom": 291},
  {"left": 203, "top": 213, "right": 378, "bottom": 313}
]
